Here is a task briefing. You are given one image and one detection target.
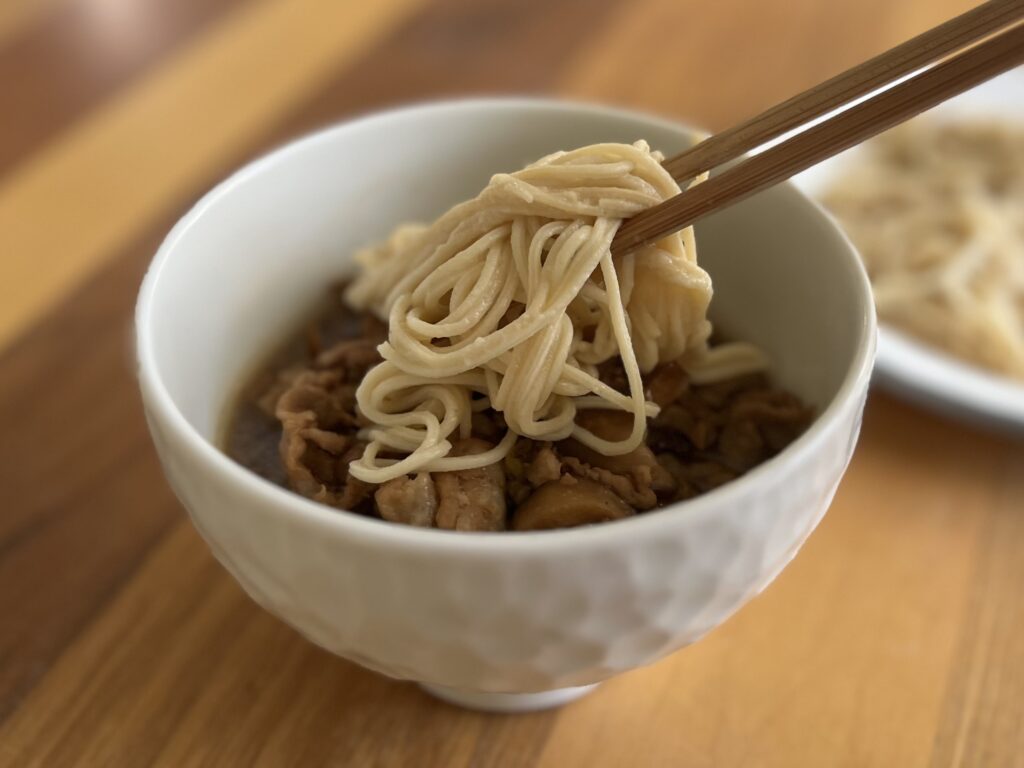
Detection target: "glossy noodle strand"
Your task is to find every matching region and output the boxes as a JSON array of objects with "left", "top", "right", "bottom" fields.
[{"left": 345, "top": 141, "right": 766, "bottom": 483}]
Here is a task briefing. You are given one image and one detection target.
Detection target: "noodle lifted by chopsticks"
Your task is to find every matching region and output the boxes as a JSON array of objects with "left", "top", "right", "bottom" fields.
[{"left": 346, "top": 141, "right": 765, "bottom": 483}]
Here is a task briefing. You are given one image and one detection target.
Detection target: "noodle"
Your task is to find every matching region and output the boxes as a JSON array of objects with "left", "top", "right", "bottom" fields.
[
  {"left": 823, "top": 121, "right": 1024, "bottom": 380},
  {"left": 345, "top": 141, "right": 765, "bottom": 484}
]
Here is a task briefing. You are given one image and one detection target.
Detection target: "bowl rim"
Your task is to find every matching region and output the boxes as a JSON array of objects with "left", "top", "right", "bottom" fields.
[{"left": 136, "top": 96, "right": 877, "bottom": 554}]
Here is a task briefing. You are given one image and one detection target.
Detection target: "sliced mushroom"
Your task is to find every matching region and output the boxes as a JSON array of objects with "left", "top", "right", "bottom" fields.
[
  {"left": 525, "top": 444, "right": 563, "bottom": 487},
  {"left": 435, "top": 438, "right": 507, "bottom": 531},
  {"left": 655, "top": 453, "right": 699, "bottom": 502},
  {"left": 374, "top": 473, "right": 438, "bottom": 527},
  {"left": 513, "top": 477, "right": 635, "bottom": 531},
  {"left": 653, "top": 401, "right": 716, "bottom": 451},
  {"left": 559, "top": 456, "right": 660, "bottom": 510},
  {"left": 646, "top": 361, "right": 689, "bottom": 407},
  {"left": 729, "top": 389, "right": 810, "bottom": 452},
  {"left": 715, "top": 419, "right": 766, "bottom": 472},
  {"left": 560, "top": 410, "right": 674, "bottom": 496},
  {"left": 314, "top": 338, "right": 383, "bottom": 381}
]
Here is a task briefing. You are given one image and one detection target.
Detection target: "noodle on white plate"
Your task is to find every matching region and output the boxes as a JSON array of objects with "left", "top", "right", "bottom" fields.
[
  {"left": 823, "top": 121, "right": 1024, "bottom": 380},
  {"left": 345, "top": 141, "right": 766, "bottom": 484}
]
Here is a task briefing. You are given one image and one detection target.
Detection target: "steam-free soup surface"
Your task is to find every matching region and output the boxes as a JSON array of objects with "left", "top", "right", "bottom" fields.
[{"left": 223, "top": 286, "right": 811, "bottom": 532}]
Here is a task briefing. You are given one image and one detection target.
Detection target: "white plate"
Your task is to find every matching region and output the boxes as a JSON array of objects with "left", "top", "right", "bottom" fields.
[{"left": 792, "top": 67, "right": 1024, "bottom": 433}]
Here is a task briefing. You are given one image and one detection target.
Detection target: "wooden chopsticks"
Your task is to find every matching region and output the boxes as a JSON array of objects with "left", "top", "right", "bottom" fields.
[
  {"left": 661, "top": 0, "right": 1022, "bottom": 183},
  {"left": 612, "top": 0, "right": 1024, "bottom": 255}
]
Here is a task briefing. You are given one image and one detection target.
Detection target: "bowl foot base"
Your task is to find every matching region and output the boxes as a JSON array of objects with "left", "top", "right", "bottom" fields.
[{"left": 420, "top": 683, "right": 598, "bottom": 712}]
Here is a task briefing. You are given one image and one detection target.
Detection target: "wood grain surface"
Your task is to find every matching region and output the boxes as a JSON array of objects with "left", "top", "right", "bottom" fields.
[{"left": 1, "top": 1, "right": 1021, "bottom": 766}]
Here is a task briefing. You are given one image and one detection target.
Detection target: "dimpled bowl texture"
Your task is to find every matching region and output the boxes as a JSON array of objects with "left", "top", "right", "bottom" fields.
[{"left": 136, "top": 99, "right": 875, "bottom": 711}]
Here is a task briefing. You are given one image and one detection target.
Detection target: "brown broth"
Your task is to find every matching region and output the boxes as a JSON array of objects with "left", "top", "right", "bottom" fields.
[
  {"left": 222, "top": 289, "right": 812, "bottom": 531},
  {"left": 222, "top": 286, "right": 369, "bottom": 489}
]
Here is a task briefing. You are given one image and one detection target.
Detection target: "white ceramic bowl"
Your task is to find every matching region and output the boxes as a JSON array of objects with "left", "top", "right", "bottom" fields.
[{"left": 136, "top": 99, "right": 876, "bottom": 712}]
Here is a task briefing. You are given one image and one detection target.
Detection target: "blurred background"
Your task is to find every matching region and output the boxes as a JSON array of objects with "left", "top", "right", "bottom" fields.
[
  {"left": 0, "top": 0, "right": 986, "bottom": 350},
  {"left": 1, "top": 1, "right": 1021, "bottom": 766}
]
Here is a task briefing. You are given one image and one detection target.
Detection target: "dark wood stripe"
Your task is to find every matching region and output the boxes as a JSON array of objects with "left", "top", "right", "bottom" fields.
[
  {"left": 465, "top": 709, "right": 563, "bottom": 767},
  {"left": 0, "top": 0, "right": 247, "bottom": 177},
  {"left": 0, "top": 0, "right": 624, "bottom": 734},
  {"left": 20, "top": 523, "right": 246, "bottom": 767},
  {"left": 928, "top": 453, "right": 1024, "bottom": 767},
  {"left": 0, "top": 234, "right": 183, "bottom": 721},
  {"left": 258, "top": 0, "right": 628, "bottom": 142}
]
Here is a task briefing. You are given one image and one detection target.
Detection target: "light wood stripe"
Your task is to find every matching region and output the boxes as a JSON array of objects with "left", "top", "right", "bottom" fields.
[
  {"left": 557, "top": 0, "right": 977, "bottom": 129},
  {"left": 0, "top": 0, "right": 423, "bottom": 353},
  {"left": 0, "top": 0, "right": 248, "bottom": 176},
  {"left": 0, "top": 523, "right": 237, "bottom": 766}
]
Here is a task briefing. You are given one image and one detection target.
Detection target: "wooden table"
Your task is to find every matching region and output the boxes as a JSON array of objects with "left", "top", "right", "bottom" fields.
[{"left": 2, "top": 0, "right": 1021, "bottom": 765}]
